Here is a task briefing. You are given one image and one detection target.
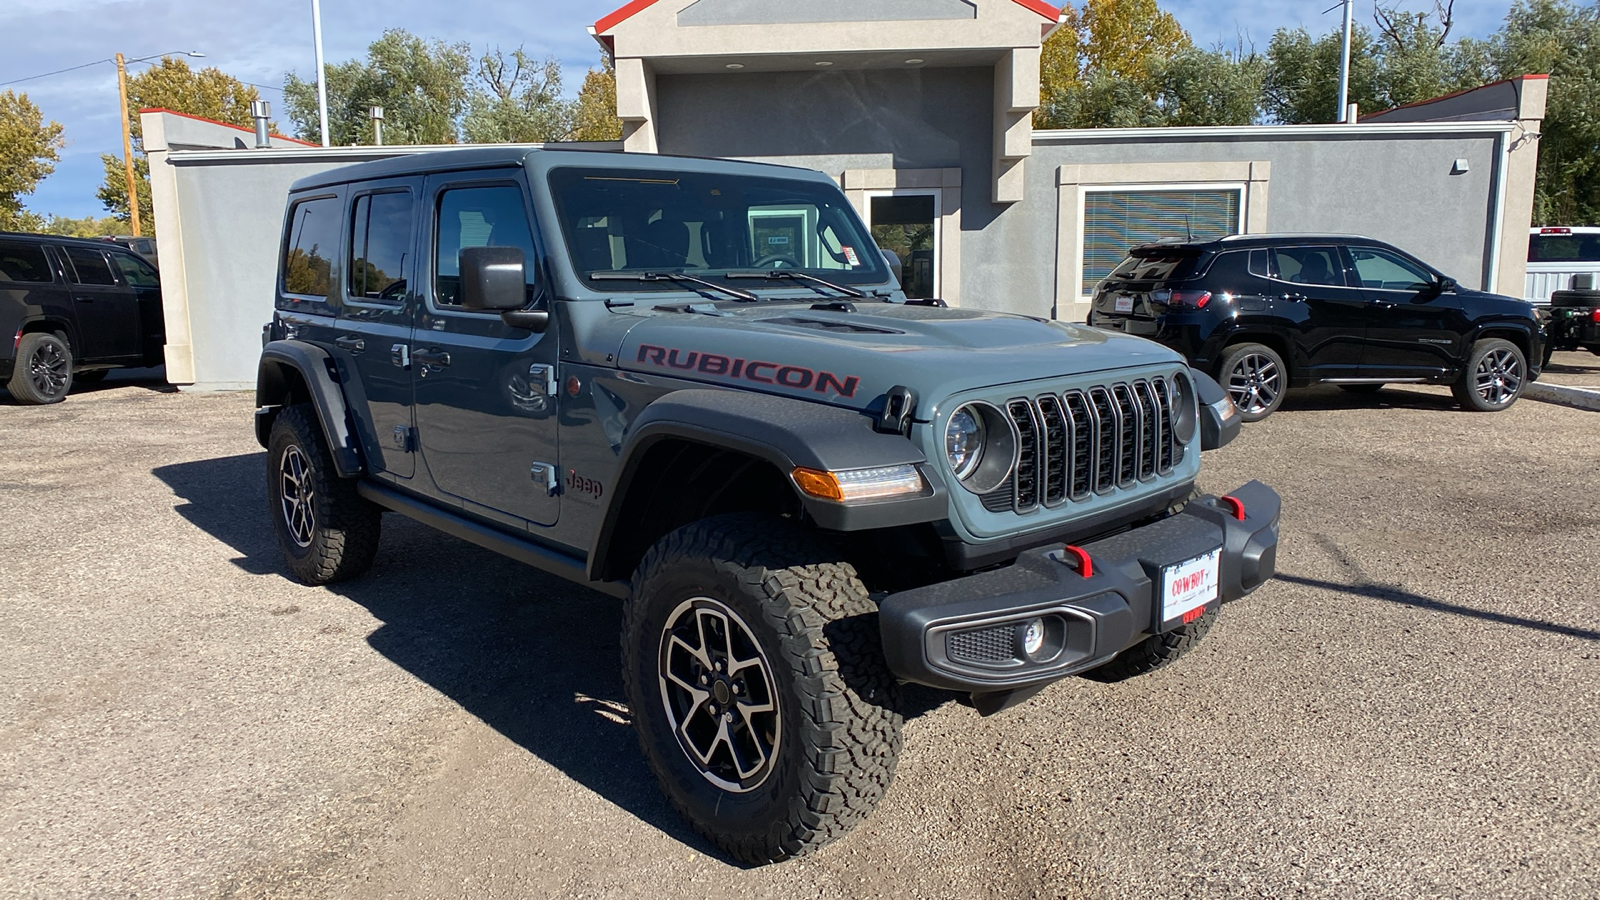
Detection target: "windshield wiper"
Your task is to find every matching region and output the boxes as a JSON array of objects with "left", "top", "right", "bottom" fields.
[
  {"left": 591, "top": 271, "right": 758, "bottom": 302},
  {"left": 723, "top": 270, "right": 866, "bottom": 299}
]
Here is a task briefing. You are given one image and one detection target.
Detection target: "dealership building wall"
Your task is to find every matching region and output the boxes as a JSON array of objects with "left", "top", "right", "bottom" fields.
[{"left": 145, "top": 0, "right": 1545, "bottom": 389}]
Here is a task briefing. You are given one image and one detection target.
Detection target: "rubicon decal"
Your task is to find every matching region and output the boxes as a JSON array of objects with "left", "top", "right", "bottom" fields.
[{"left": 636, "top": 344, "right": 860, "bottom": 398}]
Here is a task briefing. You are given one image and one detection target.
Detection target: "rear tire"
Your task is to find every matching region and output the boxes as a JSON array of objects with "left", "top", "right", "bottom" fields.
[
  {"left": 622, "top": 513, "right": 903, "bottom": 864},
  {"left": 1217, "top": 343, "right": 1287, "bottom": 422},
  {"left": 6, "top": 333, "right": 73, "bottom": 405},
  {"left": 1452, "top": 338, "right": 1525, "bottom": 412},
  {"left": 266, "top": 404, "right": 381, "bottom": 584}
]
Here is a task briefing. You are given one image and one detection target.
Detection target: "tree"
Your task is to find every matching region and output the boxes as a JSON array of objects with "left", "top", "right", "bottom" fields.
[
  {"left": 41, "top": 214, "right": 123, "bottom": 237},
  {"left": 569, "top": 55, "right": 623, "bottom": 142},
  {"left": 96, "top": 57, "right": 261, "bottom": 226},
  {"left": 0, "top": 90, "right": 65, "bottom": 232},
  {"left": 1038, "top": 0, "right": 1192, "bottom": 128},
  {"left": 1262, "top": 25, "right": 1384, "bottom": 124},
  {"left": 462, "top": 48, "right": 571, "bottom": 143},
  {"left": 285, "top": 30, "right": 472, "bottom": 145},
  {"left": 1154, "top": 47, "right": 1268, "bottom": 127}
]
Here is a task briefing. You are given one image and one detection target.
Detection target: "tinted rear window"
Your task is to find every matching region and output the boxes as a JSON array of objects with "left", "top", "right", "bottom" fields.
[
  {"left": 63, "top": 246, "right": 117, "bottom": 285},
  {"left": 1529, "top": 233, "right": 1600, "bottom": 263},
  {"left": 0, "top": 242, "right": 53, "bottom": 283},
  {"left": 1107, "top": 248, "right": 1203, "bottom": 284},
  {"left": 283, "top": 195, "right": 340, "bottom": 299}
]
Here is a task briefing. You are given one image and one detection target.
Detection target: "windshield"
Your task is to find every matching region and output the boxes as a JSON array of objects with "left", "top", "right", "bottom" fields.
[{"left": 547, "top": 166, "right": 889, "bottom": 291}]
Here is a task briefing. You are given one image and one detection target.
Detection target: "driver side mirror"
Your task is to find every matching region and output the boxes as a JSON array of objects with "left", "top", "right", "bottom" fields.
[
  {"left": 1437, "top": 276, "right": 1457, "bottom": 293},
  {"left": 460, "top": 246, "right": 549, "bottom": 332}
]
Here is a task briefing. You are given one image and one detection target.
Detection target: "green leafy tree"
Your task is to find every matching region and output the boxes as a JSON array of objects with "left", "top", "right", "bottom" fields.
[
  {"left": 41, "top": 214, "right": 124, "bottom": 237},
  {"left": 96, "top": 57, "right": 261, "bottom": 226},
  {"left": 1262, "top": 25, "right": 1384, "bottom": 124},
  {"left": 285, "top": 30, "right": 472, "bottom": 145},
  {"left": 462, "top": 48, "right": 572, "bottom": 143},
  {"left": 568, "top": 55, "right": 623, "bottom": 142},
  {"left": 0, "top": 90, "right": 66, "bottom": 232},
  {"left": 1153, "top": 47, "right": 1268, "bottom": 127},
  {"left": 1039, "top": 0, "right": 1192, "bottom": 128}
]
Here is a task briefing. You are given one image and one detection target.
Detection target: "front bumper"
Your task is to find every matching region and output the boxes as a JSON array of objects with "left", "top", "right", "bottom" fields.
[{"left": 879, "top": 480, "right": 1280, "bottom": 694}]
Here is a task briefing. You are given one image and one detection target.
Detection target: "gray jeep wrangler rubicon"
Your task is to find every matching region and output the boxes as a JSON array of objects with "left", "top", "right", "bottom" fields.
[{"left": 256, "top": 147, "right": 1280, "bottom": 864}]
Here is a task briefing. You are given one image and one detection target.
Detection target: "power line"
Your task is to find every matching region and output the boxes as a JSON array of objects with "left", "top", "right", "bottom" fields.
[{"left": 0, "top": 57, "right": 115, "bottom": 88}]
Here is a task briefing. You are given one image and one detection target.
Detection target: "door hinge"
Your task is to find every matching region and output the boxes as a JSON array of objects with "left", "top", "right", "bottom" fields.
[
  {"left": 530, "top": 462, "right": 559, "bottom": 496},
  {"left": 529, "top": 363, "right": 557, "bottom": 396},
  {"left": 391, "top": 425, "right": 416, "bottom": 452},
  {"left": 391, "top": 343, "right": 411, "bottom": 369}
]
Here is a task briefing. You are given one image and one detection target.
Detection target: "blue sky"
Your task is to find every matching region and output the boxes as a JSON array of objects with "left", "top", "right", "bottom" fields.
[{"left": 3, "top": 0, "right": 1512, "bottom": 220}]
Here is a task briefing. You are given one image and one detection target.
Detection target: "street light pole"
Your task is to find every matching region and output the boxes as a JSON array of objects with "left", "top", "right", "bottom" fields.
[
  {"left": 115, "top": 53, "right": 142, "bottom": 236},
  {"left": 311, "top": 0, "right": 330, "bottom": 146},
  {"left": 1336, "top": 0, "right": 1354, "bottom": 123}
]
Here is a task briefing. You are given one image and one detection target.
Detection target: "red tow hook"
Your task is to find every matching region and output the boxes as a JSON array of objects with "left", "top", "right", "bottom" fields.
[
  {"left": 1062, "top": 545, "right": 1093, "bottom": 578},
  {"left": 1219, "top": 495, "right": 1246, "bottom": 521}
]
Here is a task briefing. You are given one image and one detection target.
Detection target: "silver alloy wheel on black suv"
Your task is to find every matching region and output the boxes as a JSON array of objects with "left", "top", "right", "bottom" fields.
[
  {"left": 1453, "top": 338, "right": 1526, "bottom": 412},
  {"left": 1218, "top": 343, "right": 1286, "bottom": 422}
]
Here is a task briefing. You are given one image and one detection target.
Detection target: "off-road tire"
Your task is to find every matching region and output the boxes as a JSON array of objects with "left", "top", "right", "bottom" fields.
[
  {"left": 622, "top": 513, "right": 903, "bottom": 864},
  {"left": 1451, "top": 337, "right": 1525, "bottom": 412},
  {"left": 7, "top": 333, "right": 73, "bottom": 405},
  {"left": 1083, "top": 609, "right": 1218, "bottom": 682},
  {"left": 1338, "top": 383, "right": 1384, "bottom": 394},
  {"left": 1217, "top": 343, "right": 1287, "bottom": 422},
  {"left": 266, "top": 404, "right": 381, "bottom": 585}
]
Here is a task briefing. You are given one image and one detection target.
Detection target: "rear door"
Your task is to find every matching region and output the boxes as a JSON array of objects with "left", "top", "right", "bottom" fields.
[
  {"left": 58, "top": 244, "right": 141, "bottom": 362},
  {"left": 338, "top": 179, "right": 420, "bottom": 479},
  {"left": 1347, "top": 244, "right": 1463, "bottom": 378},
  {"left": 410, "top": 170, "right": 561, "bottom": 528},
  {"left": 277, "top": 190, "right": 346, "bottom": 353},
  {"left": 1261, "top": 244, "right": 1366, "bottom": 380}
]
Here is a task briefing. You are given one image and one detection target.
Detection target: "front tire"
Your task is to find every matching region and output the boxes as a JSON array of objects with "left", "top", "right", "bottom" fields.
[
  {"left": 622, "top": 514, "right": 903, "bottom": 864},
  {"left": 1084, "top": 609, "right": 1217, "bottom": 682},
  {"left": 1217, "top": 343, "right": 1287, "bottom": 422},
  {"left": 7, "top": 333, "right": 73, "bottom": 405},
  {"left": 1452, "top": 338, "right": 1525, "bottom": 412},
  {"left": 266, "top": 404, "right": 381, "bottom": 584}
]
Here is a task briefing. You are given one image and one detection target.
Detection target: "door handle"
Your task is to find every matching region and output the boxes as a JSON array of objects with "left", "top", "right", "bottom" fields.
[
  {"left": 1369, "top": 299, "right": 1396, "bottom": 309},
  {"left": 1280, "top": 293, "right": 1306, "bottom": 302},
  {"left": 335, "top": 335, "right": 366, "bottom": 352},
  {"left": 413, "top": 348, "right": 451, "bottom": 368}
]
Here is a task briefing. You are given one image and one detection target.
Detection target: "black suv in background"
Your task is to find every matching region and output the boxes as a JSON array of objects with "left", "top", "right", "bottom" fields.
[
  {"left": 0, "top": 232, "right": 165, "bottom": 404},
  {"left": 1087, "top": 234, "right": 1544, "bottom": 420}
]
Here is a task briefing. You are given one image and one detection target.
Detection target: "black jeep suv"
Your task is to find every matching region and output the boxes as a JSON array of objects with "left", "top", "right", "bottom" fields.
[
  {"left": 1086, "top": 234, "right": 1544, "bottom": 420},
  {"left": 1, "top": 232, "right": 166, "bottom": 404}
]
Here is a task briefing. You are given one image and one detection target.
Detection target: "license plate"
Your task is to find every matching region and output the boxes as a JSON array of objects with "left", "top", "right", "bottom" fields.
[
  {"left": 1161, "top": 548, "right": 1221, "bottom": 623},
  {"left": 1114, "top": 295, "right": 1135, "bottom": 313}
]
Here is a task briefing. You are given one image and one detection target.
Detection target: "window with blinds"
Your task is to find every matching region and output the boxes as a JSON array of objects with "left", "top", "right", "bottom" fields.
[{"left": 1081, "top": 188, "right": 1242, "bottom": 294}]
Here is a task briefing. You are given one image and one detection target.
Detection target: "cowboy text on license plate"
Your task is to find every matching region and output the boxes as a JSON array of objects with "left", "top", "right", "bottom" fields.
[
  {"left": 1161, "top": 548, "right": 1220, "bottom": 621},
  {"left": 1114, "top": 295, "right": 1135, "bottom": 313}
]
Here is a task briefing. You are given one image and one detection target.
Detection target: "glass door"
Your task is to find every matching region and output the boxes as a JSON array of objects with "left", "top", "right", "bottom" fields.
[{"left": 867, "top": 193, "right": 939, "bottom": 299}]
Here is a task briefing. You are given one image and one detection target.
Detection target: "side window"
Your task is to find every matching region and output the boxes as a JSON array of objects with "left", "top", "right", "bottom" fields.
[
  {"left": 63, "top": 246, "right": 117, "bottom": 286},
  {"left": 434, "top": 185, "right": 537, "bottom": 308},
  {"left": 349, "top": 191, "right": 414, "bottom": 302},
  {"left": 1350, "top": 246, "right": 1434, "bottom": 291},
  {"left": 1269, "top": 246, "right": 1344, "bottom": 287},
  {"left": 283, "top": 195, "right": 341, "bottom": 298},
  {"left": 0, "top": 242, "right": 54, "bottom": 283},
  {"left": 110, "top": 252, "right": 159, "bottom": 288},
  {"left": 1247, "top": 249, "right": 1271, "bottom": 278}
]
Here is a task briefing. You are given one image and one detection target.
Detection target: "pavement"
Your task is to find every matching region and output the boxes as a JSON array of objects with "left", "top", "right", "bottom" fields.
[
  {"left": 1532, "top": 350, "right": 1600, "bottom": 410},
  {"left": 1, "top": 370, "right": 1597, "bottom": 900}
]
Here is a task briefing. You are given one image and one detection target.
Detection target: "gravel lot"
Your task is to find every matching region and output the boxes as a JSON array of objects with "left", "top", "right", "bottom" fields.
[{"left": 2, "top": 369, "right": 1597, "bottom": 900}]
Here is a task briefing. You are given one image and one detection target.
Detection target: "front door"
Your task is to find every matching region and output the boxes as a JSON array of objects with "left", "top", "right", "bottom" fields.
[
  {"left": 1346, "top": 244, "right": 1463, "bottom": 378},
  {"left": 1265, "top": 244, "right": 1367, "bottom": 380},
  {"left": 868, "top": 193, "right": 938, "bottom": 299},
  {"left": 338, "top": 180, "right": 420, "bottom": 479},
  {"left": 411, "top": 172, "right": 561, "bottom": 528},
  {"left": 106, "top": 250, "right": 165, "bottom": 366},
  {"left": 58, "top": 245, "right": 141, "bottom": 362}
]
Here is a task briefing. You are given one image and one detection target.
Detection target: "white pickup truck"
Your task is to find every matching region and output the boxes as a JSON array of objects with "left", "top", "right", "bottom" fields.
[{"left": 1526, "top": 226, "right": 1600, "bottom": 305}]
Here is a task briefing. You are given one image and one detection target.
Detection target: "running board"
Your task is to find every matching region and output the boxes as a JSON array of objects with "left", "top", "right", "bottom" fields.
[
  {"left": 356, "top": 481, "right": 629, "bottom": 599},
  {"left": 1321, "top": 377, "right": 1429, "bottom": 384}
]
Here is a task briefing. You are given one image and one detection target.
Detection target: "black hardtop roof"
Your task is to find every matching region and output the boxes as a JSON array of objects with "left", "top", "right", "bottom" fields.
[
  {"left": 287, "top": 146, "right": 830, "bottom": 194},
  {"left": 0, "top": 231, "right": 143, "bottom": 252},
  {"left": 1130, "top": 233, "right": 1394, "bottom": 254}
]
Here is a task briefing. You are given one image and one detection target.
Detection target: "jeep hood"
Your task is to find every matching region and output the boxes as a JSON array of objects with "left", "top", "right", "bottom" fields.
[{"left": 608, "top": 301, "right": 1183, "bottom": 415}]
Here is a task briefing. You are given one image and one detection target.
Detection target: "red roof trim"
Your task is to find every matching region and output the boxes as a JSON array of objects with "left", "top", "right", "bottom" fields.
[
  {"left": 140, "top": 107, "right": 319, "bottom": 146},
  {"left": 594, "top": 0, "right": 1062, "bottom": 33}
]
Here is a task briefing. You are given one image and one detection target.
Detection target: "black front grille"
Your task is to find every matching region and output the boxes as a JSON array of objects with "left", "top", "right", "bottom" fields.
[
  {"left": 947, "top": 625, "right": 1015, "bottom": 664},
  {"left": 993, "top": 376, "right": 1183, "bottom": 514}
]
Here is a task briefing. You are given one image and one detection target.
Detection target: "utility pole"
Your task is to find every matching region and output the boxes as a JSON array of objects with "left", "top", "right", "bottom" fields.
[
  {"left": 1336, "top": 0, "right": 1354, "bottom": 123},
  {"left": 311, "top": 0, "right": 330, "bottom": 146},
  {"left": 115, "top": 52, "right": 141, "bottom": 236}
]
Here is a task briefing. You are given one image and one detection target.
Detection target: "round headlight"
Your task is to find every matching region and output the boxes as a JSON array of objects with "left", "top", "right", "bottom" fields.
[
  {"left": 945, "top": 405, "right": 985, "bottom": 479},
  {"left": 1171, "top": 371, "right": 1198, "bottom": 444}
]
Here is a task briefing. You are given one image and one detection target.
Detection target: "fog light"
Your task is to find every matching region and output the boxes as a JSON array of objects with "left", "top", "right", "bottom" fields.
[{"left": 1018, "top": 618, "right": 1045, "bottom": 658}]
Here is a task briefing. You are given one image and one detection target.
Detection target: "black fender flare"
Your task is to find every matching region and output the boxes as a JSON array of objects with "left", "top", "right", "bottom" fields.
[
  {"left": 1465, "top": 319, "right": 1541, "bottom": 365},
  {"left": 256, "top": 340, "right": 363, "bottom": 478},
  {"left": 1193, "top": 368, "right": 1240, "bottom": 451},
  {"left": 587, "top": 389, "right": 949, "bottom": 580}
]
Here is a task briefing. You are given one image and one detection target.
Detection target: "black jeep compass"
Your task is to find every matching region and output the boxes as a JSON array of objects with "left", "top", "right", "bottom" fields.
[{"left": 1086, "top": 234, "right": 1543, "bottom": 420}]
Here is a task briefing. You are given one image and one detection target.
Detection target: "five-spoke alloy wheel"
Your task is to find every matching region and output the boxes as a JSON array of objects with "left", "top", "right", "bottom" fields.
[{"left": 1218, "top": 342, "right": 1287, "bottom": 422}]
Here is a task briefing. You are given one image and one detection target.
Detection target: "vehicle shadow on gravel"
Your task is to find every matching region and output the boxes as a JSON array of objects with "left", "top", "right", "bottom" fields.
[
  {"left": 1277, "top": 384, "right": 1460, "bottom": 414},
  {"left": 1276, "top": 573, "right": 1600, "bottom": 641},
  {"left": 152, "top": 453, "right": 732, "bottom": 862}
]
